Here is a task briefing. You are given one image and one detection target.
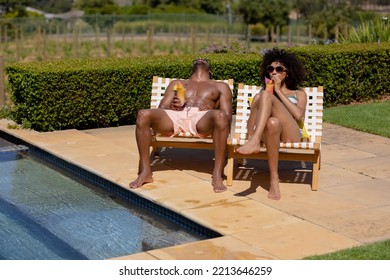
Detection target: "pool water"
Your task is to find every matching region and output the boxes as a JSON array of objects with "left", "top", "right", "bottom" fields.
[{"left": 0, "top": 138, "right": 203, "bottom": 260}]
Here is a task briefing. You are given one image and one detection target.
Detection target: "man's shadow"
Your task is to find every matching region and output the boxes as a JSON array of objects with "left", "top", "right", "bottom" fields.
[{"left": 149, "top": 147, "right": 215, "bottom": 174}]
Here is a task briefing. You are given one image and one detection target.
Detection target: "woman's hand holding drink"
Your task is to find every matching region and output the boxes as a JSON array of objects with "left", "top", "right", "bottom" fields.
[{"left": 265, "top": 77, "right": 274, "bottom": 94}]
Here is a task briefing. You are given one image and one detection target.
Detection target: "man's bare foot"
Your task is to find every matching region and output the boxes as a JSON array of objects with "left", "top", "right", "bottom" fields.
[
  {"left": 212, "top": 176, "right": 227, "bottom": 193},
  {"left": 129, "top": 172, "right": 153, "bottom": 189},
  {"left": 236, "top": 139, "right": 261, "bottom": 155},
  {"left": 267, "top": 177, "right": 281, "bottom": 200}
]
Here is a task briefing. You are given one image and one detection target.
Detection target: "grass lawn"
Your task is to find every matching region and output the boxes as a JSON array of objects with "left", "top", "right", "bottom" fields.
[
  {"left": 304, "top": 240, "right": 390, "bottom": 260},
  {"left": 324, "top": 100, "right": 390, "bottom": 138}
]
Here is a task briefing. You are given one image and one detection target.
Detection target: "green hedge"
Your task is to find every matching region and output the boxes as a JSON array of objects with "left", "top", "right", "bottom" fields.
[
  {"left": 294, "top": 43, "right": 390, "bottom": 105},
  {"left": 5, "top": 43, "right": 390, "bottom": 132}
]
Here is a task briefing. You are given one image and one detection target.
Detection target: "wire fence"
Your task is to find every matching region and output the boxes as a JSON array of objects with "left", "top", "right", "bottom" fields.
[
  {"left": 0, "top": 10, "right": 387, "bottom": 106},
  {"left": 0, "top": 14, "right": 335, "bottom": 64},
  {"left": 0, "top": 13, "right": 352, "bottom": 106}
]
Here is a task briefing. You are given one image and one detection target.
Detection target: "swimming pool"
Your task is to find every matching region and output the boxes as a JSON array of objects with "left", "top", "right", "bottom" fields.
[{"left": 0, "top": 136, "right": 215, "bottom": 260}]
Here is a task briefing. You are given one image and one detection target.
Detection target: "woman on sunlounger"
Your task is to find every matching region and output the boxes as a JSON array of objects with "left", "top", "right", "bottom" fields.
[{"left": 236, "top": 48, "right": 307, "bottom": 200}]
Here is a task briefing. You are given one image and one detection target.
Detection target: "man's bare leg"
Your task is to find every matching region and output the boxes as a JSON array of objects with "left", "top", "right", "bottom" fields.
[
  {"left": 198, "top": 110, "right": 229, "bottom": 193},
  {"left": 129, "top": 109, "right": 174, "bottom": 189},
  {"left": 213, "top": 111, "right": 230, "bottom": 193},
  {"left": 129, "top": 164, "right": 154, "bottom": 189},
  {"left": 129, "top": 110, "right": 154, "bottom": 189}
]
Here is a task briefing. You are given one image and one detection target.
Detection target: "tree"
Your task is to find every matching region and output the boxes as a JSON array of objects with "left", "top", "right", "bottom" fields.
[
  {"left": 294, "top": 0, "right": 358, "bottom": 40},
  {"left": 73, "top": 0, "right": 114, "bottom": 10},
  {"left": 199, "top": 0, "right": 225, "bottom": 14},
  {"left": 259, "top": 0, "right": 291, "bottom": 41},
  {"left": 237, "top": 0, "right": 262, "bottom": 40},
  {"left": 293, "top": 0, "right": 323, "bottom": 20},
  {"left": 236, "top": 0, "right": 291, "bottom": 41},
  {"left": 30, "top": 0, "right": 73, "bottom": 13},
  {"left": 0, "top": 0, "right": 31, "bottom": 17},
  {"left": 73, "top": 0, "right": 119, "bottom": 14}
]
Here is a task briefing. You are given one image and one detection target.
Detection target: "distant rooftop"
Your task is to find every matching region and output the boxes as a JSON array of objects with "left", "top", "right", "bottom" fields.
[{"left": 26, "top": 7, "right": 84, "bottom": 20}]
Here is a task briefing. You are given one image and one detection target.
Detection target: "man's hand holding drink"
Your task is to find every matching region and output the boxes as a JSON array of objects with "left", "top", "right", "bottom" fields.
[{"left": 172, "top": 82, "right": 186, "bottom": 110}]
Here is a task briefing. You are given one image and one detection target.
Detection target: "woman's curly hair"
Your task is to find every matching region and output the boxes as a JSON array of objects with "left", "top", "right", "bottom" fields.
[{"left": 260, "top": 48, "right": 306, "bottom": 90}]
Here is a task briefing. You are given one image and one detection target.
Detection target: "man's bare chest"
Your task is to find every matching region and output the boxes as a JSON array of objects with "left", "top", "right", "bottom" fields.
[{"left": 185, "top": 84, "right": 220, "bottom": 101}]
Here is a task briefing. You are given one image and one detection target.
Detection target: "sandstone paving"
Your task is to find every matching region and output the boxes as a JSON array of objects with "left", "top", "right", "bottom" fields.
[{"left": 2, "top": 119, "right": 389, "bottom": 260}]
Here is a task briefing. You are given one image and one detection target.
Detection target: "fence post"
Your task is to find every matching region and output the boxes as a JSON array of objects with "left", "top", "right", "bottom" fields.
[
  {"left": 287, "top": 25, "right": 292, "bottom": 45},
  {"left": 121, "top": 25, "right": 125, "bottom": 44},
  {"left": 272, "top": 25, "right": 276, "bottom": 42},
  {"left": 15, "top": 27, "right": 20, "bottom": 61},
  {"left": 0, "top": 56, "right": 5, "bottom": 106},
  {"left": 147, "top": 25, "right": 153, "bottom": 56},
  {"left": 73, "top": 26, "right": 81, "bottom": 58},
  {"left": 107, "top": 28, "right": 111, "bottom": 57},
  {"left": 246, "top": 24, "right": 251, "bottom": 49},
  {"left": 64, "top": 22, "right": 68, "bottom": 44},
  {"left": 206, "top": 25, "right": 210, "bottom": 45},
  {"left": 56, "top": 24, "right": 60, "bottom": 54},
  {"left": 191, "top": 25, "right": 197, "bottom": 53},
  {"left": 35, "top": 25, "right": 41, "bottom": 60},
  {"left": 4, "top": 25, "right": 7, "bottom": 43},
  {"left": 95, "top": 24, "right": 100, "bottom": 48},
  {"left": 343, "top": 24, "right": 348, "bottom": 39},
  {"left": 323, "top": 28, "right": 328, "bottom": 43},
  {"left": 225, "top": 24, "right": 229, "bottom": 44},
  {"left": 43, "top": 27, "right": 47, "bottom": 60}
]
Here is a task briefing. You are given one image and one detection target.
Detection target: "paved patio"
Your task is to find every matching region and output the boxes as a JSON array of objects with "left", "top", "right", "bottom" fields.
[{"left": 1, "top": 119, "right": 389, "bottom": 260}]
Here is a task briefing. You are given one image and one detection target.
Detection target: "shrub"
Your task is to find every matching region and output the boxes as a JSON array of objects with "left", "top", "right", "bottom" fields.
[
  {"left": 5, "top": 43, "right": 389, "bottom": 131},
  {"left": 340, "top": 16, "right": 390, "bottom": 43},
  {"left": 5, "top": 54, "right": 260, "bottom": 131}
]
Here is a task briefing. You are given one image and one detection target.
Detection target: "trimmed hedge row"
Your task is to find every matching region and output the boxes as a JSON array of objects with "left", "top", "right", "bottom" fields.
[
  {"left": 5, "top": 43, "right": 390, "bottom": 132},
  {"left": 295, "top": 43, "right": 390, "bottom": 105}
]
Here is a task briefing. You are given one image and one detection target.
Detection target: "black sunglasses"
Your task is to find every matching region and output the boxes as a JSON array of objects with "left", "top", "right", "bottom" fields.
[{"left": 266, "top": 65, "right": 287, "bottom": 73}]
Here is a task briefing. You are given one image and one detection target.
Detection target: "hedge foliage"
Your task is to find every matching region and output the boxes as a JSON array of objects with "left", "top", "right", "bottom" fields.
[
  {"left": 5, "top": 43, "right": 390, "bottom": 132},
  {"left": 294, "top": 43, "right": 390, "bottom": 105}
]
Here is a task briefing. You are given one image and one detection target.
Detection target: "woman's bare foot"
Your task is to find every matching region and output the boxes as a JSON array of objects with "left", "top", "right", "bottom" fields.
[
  {"left": 236, "top": 139, "right": 261, "bottom": 155},
  {"left": 268, "top": 176, "right": 281, "bottom": 200},
  {"left": 212, "top": 176, "right": 227, "bottom": 193},
  {"left": 129, "top": 171, "right": 153, "bottom": 189}
]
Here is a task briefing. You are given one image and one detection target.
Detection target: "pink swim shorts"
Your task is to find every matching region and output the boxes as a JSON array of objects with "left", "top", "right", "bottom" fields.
[{"left": 164, "top": 107, "right": 209, "bottom": 138}]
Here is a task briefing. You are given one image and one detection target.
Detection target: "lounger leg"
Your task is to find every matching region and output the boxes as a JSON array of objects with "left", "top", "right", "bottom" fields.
[
  {"left": 226, "top": 146, "right": 234, "bottom": 186},
  {"left": 152, "top": 146, "right": 159, "bottom": 156},
  {"left": 311, "top": 150, "right": 320, "bottom": 191},
  {"left": 151, "top": 135, "right": 159, "bottom": 156}
]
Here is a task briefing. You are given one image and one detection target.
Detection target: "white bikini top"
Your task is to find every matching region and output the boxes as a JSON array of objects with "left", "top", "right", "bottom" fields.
[{"left": 288, "top": 95, "right": 298, "bottom": 104}]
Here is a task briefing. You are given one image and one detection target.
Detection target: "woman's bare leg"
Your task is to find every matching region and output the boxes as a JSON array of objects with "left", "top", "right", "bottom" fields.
[
  {"left": 238, "top": 93, "right": 302, "bottom": 199},
  {"left": 246, "top": 94, "right": 260, "bottom": 139},
  {"left": 236, "top": 92, "right": 273, "bottom": 154},
  {"left": 263, "top": 117, "right": 282, "bottom": 200},
  {"left": 237, "top": 92, "right": 302, "bottom": 155}
]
